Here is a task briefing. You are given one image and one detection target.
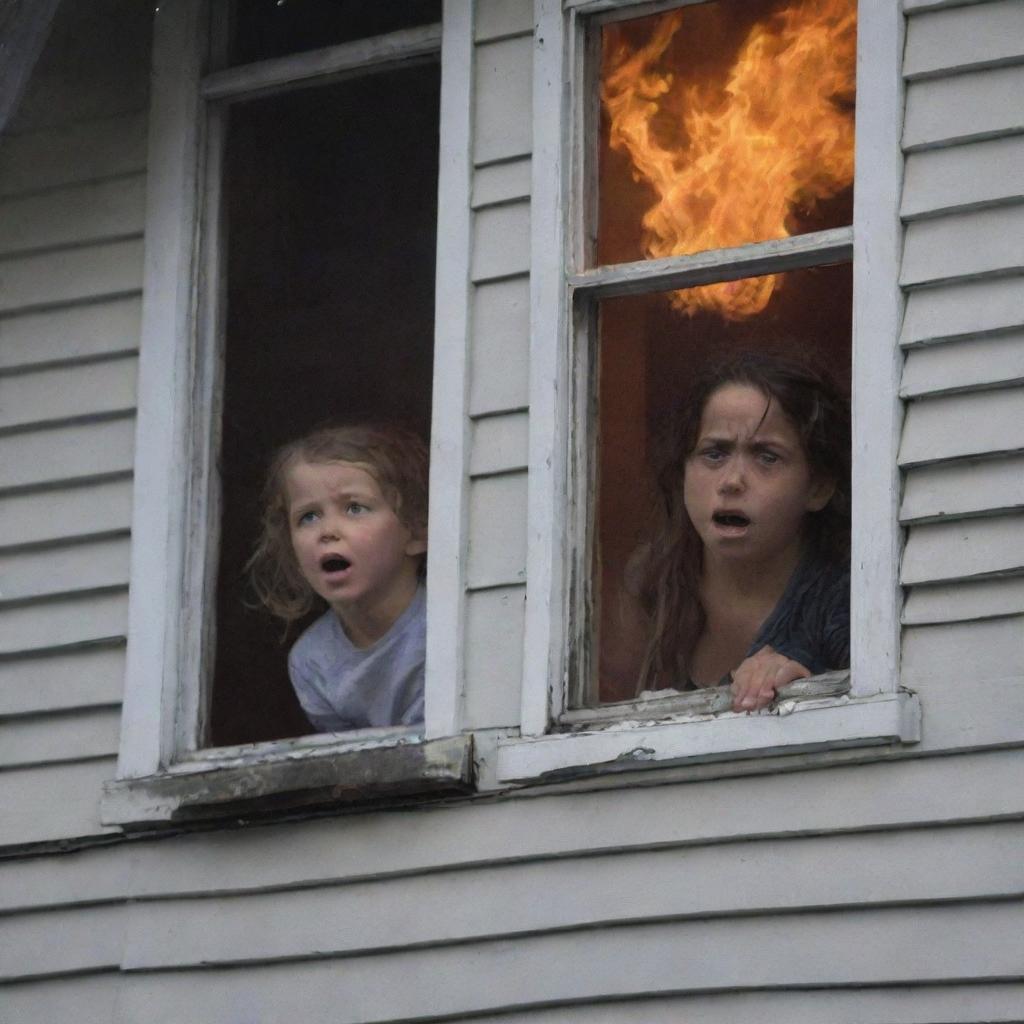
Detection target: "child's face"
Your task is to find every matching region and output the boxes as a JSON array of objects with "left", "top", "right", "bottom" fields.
[
  {"left": 285, "top": 459, "right": 426, "bottom": 630},
  {"left": 683, "top": 383, "right": 834, "bottom": 569}
]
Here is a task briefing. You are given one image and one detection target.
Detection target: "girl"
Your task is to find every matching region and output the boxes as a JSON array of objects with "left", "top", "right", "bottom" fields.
[
  {"left": 629, "top": 353, "right": 850, "bottom": 713},
  {"left": 247, "top": 424, "right": 429, "bottom": 733}
]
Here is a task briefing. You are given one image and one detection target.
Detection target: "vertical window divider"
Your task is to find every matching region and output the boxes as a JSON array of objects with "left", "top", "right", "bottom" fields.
[
  {"left": 117, "top": 0, "right": 207, "bottom": 778},
  {"left": 424, "top": 0, "right": 475, "bottom": 740}
]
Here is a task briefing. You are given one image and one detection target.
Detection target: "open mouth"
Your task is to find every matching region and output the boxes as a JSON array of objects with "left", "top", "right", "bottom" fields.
[
  {"left": 712, "top": 512, "right": 750, "bottom": 528},
  {"left": 320, "top": 555, "right": 352, "bottom": 573}
]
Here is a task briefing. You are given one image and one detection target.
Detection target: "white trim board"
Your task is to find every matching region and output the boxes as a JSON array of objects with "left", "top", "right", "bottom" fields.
[{"left": 497, "top": 694, "right": 921, "bottom": 784}]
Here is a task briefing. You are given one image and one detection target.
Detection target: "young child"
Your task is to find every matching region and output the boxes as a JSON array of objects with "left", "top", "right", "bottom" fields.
[
  {"left": 248, "top": 424, "right": 429, "bottom": 733},
  {"left": 627, "top": 353, "right": 850, "bottom": 713}
]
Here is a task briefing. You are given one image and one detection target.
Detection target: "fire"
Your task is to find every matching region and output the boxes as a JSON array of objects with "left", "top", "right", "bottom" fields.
[{"left": 601, "top": 0, "right": 857, "bottom": 320}]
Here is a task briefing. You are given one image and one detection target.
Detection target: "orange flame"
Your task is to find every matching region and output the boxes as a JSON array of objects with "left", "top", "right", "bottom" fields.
[{"left": 601, "top": 0, "right": 856, "bottom": 320}]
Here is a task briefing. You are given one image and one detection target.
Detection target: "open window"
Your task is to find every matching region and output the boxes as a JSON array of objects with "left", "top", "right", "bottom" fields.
[
  {"left": 105, "top": 0, "right": 473, "bottom": 825},
  {"left": 502, "top": 0, "right": 917, "bottom": 783}
]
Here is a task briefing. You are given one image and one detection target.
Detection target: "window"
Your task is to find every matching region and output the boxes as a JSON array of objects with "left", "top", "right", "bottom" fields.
[
  {"left": 105, "top": 0, "right": 474, "bottom": 825},
  {"left": 501, "top": 0, "right": 917, "bottom": 783}
]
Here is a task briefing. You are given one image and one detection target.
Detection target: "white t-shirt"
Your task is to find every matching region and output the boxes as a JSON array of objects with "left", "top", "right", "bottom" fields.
[{"left": 287, "top": 586, "right": 425, "bottom": 732}]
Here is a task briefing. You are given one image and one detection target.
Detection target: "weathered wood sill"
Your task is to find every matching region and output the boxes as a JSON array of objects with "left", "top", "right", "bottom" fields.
[
  {"left": 561, "top": 671, "right": 852, "bottom": 730},
  {"left": 101, "top": 734, "right": 474, "bottom": 829}
]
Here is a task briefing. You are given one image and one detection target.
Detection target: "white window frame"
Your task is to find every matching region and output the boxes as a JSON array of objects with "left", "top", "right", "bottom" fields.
[
  {"left": 105, "top": 0, "right": 475, "bottom": 826},
  {"left": 499, "top": 0, "right": 918, "bottom": 784}
]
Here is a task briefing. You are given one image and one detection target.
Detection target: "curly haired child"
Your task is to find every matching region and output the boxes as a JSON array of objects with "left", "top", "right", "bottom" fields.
[{"left": 248, "top": 424, "right": 428, "bottom": 732}]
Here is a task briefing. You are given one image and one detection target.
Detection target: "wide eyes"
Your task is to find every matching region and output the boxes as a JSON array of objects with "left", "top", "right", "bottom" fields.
[{"left": 294, "top": 502, "right": 371, "bottom": 527}]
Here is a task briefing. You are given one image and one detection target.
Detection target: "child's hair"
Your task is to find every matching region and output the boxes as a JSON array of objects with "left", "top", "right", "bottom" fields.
[
  {"left": 247, "top": 423, "right": 429, "bottom": 623},
  {"left": 635, "top": 352, "right": 850, "bottom": 692}
]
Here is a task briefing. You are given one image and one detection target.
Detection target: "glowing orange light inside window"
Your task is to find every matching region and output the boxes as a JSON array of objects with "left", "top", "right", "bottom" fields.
[{"left": 598, "top": 0, "right": 857, "bottom": 320}]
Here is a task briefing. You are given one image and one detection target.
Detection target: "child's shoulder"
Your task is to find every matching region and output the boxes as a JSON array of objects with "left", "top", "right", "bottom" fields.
[{"left": 288, "top": 607, "right": 347, "bottom": 667}]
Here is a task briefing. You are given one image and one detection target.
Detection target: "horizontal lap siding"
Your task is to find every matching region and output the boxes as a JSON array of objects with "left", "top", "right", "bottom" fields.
[
  {"left": 462, "top": 0, "right": 534, "bottom": 730},
  {"left": 0, "top": 174, "right": 145, "bottom": 257},
  {"left": 81, "top": 903, "right": 1024, "bottom": 1021},
  {"left": 0, "top": 0, "right": 149, "bottom": 849},
  {"left": 7, "top": 980, "right": 1024, "bottom": 1024},
  {"left": 0, "top": 112, "right": 147, "bottom": 198},
  {"left": 5, "top": 747, "right": 1023, "bottom": 913},
  {"left": 902, "top": 615, "right": 1024, "bottom": 748},
  {"left": 5, "top": 748, "right": 1024, "bottom": 1016},
  {"left": 26, "top": 907, "right": 1021, "bottom": 1021},
  {"left": 0, "top": 295, "right": 142, "bottom": 371},
  {"left": 103, "top": 823, "right": 1024, "bottom": 972},
  {"left": 0, "top": 757, "right": 119, "bottom": 846},
  {"left": 899, "top": 0, "right": 1024, "bottom": 631},
  {"left": 0, "top": 644, "right": 125, "bottom": 716}
]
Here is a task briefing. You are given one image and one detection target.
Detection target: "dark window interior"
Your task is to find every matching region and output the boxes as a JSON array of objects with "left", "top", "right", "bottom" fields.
[
  {"left": 209, "top": 61, "right": 440, "bottom": 746},
  {"left": 229, "top": 0, "right": 442, "bottom": 66}
]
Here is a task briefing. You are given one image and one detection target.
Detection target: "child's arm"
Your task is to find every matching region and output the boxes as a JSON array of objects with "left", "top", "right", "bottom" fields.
[{"left": 729, "top": 645, "right": 811, "bottom": 712}]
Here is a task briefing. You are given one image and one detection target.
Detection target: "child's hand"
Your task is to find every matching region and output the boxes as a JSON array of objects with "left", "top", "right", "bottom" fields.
[{"left": 730, "top": 645, "right": 811, "bottom": 712}]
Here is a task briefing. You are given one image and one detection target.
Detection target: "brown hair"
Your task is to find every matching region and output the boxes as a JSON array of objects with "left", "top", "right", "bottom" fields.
[
  {"left": 635, "top": 352, "right": 850, "bottom": 692},
  {"left": 247, "top": 423, "right": 429, "bottom": 622}
]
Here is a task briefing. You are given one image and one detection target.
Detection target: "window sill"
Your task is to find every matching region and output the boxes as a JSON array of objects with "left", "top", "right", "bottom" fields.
[
  {"left": 495, "top": 690, "right": 920, "bottom": 786},
  {"left": 101, "top": 732, "right": 474, "bottom": 828}
]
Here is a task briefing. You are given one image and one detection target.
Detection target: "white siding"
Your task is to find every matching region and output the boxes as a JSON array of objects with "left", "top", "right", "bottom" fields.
[
  {"left": 0, "top": 354, "right": 137, "bottom": 429},
  {"left": 903, "top": 0, "right": 1024, "bottom": 80},
  {"left": 902, "top": 135, "right": 1024, "bottom": 219},
  {"left": 470, "top": 276, "right": 530, "bottom": 414},
  {"left": 3, "top": 749, "right": 1024, "bottom": 1018},
  {"left": 0, "top": 112, "right": 147, "bottom": 198},
  {"left": 0, "top": 174, "right": 145, "bottom": 256},
  {"left": 471, "top": 199, "right": 532, "bottom": 281},
  {"left": 0, "top": 477, "right": 134, "bottom": 548},
  {"left": 903, "top": 64, "right": 1024, "bottom": 149},
  {"left": 0, "top": 295, "right": 141, "bottom": 370},
  {"left": 2, "top": 753, "right": 1024, "bottom": 1015},
  {"left": 0, "top": 644, "right": 125, "bottom": 716},
  {"left": 900, "top": 455, "right": 1024, "bottom": 522},
  {"left": 900, "top": 330, "right": 1024, "bottom": 397},
  {"left": 898, "top": 0, "right": 1024, "bottom": 662},
  {"left": 464, "top": 583, "right": 526, "bottom": 727},
  {"left": 903, "top": 615, "right": 1024, "bottom": 749},
  {"left": 462, "top": 0, "right": 534, "bottom": 730},
  {"left": 0, "top": 0, "right": 147, "bottom": 852},
  {"left": 467, "top": 471, "right": 529, "bottom": 589},
  {"left": 7, "top": 979, "right": 1024, "bottom": 1024},
  {"left": 472, "top": 33, "right": 533, "bottom": 165}
]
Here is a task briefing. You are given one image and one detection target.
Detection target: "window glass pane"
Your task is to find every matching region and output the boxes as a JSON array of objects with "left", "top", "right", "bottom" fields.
[
  {"left": 596, "top": 0, "right": 856, "bottom": 269},
  {"left": 210, "top": 63, "right": 440, "bottom": 746},
  {"left": 229, "top": 0, "right": 442, "bottom": 66},
  {"left": 589, "top": 263, "right": 851, "bottom": 706}
]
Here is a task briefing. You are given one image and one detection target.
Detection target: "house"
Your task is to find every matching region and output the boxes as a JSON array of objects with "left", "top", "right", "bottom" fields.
[{"left": 2, "top": 0, "right": 1023, "bottom": 1020}]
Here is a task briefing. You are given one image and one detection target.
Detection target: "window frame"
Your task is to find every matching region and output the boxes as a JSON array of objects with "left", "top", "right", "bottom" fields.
[
  {"left": 105, "top": 0, "right": 474, "bottom": 826},
  {"left": 502, "top": 0, "right": 916, "bottom": 783}
]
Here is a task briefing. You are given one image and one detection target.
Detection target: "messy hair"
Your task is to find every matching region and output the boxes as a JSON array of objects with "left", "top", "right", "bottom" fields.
[
  {"left": 635, "top": 352, "right": 850, "bottom": 693},
  {"left": 247, "top": 423, "right": 429, "bottom": 622}
]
